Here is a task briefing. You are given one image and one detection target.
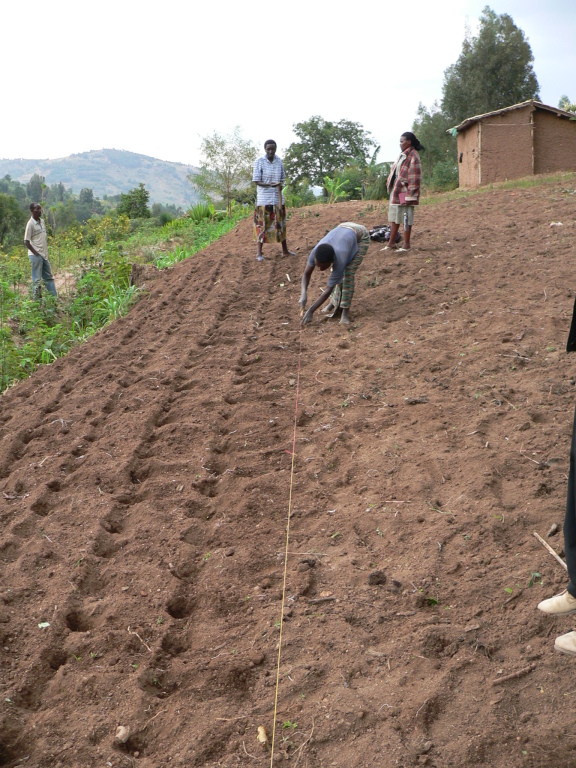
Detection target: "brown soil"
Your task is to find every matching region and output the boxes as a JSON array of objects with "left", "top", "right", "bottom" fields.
[{"left": 1, "top": 181, "right": 576, "bottom": 768}]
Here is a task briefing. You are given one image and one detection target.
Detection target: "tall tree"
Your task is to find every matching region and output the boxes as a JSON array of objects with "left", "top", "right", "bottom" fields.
[
  {"left": 0, "top": 193, "right": 27, "bottom": 247},
  {"left": 26, "top": 173, "right": 45, "bottom": 203},
  {"left": 189, "top": 128, "right": 258, "bottom": 214},
  {"left": 412, "top": 102, "right": 456, "bottom": 183},
  {"left": 442, "top": 6, "right": 539, "bottom": 125},
  {"left": 284, "top": 116, "right": 375, "bottom": 195},
  {"left": 117, "top": 183, "right": 151, "bottom": 219}
]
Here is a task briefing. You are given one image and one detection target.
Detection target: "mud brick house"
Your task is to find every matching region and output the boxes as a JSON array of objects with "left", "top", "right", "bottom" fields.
[{"left": 452, "top": 100, "right": 576, "bottom": 188}]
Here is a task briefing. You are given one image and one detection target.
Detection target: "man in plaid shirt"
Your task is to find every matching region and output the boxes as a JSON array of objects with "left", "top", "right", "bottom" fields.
[{"left": 252, "top": 140, "right": 294, "bottom": 261}]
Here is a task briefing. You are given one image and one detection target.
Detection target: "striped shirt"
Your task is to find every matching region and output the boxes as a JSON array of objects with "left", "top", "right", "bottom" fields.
[{"left": 253, "top": 155, "right": 286, "bottom": 206}]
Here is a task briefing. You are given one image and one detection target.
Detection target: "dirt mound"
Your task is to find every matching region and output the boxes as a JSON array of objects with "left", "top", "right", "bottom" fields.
[{"left": 1, "top": 183, "right": 576, "bottom": 767}]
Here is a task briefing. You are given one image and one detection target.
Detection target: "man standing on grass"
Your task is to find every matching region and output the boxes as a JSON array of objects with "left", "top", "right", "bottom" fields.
[{"left": 24, "top": 202, "right": 57, "bottom": 299}]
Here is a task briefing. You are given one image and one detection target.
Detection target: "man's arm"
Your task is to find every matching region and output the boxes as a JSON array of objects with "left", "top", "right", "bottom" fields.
[
  {"left": 300, "top": 263, "right": 314, "bottom": 310},
  {"left": 24, "top": 239, "right": 44, "bottom": 258}
]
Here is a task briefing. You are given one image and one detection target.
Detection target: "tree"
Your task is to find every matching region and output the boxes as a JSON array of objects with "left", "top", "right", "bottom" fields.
[
  {"left": 442, "top": 6, "right": 539, "bottom": 125},
  {"left": 189, "top": 127, "right": 258, "bottom": 215},
  {"left": 116, "top": 183, "right": 151, "bottom": 219},
  {"left": 79, "top": 188, "right": 94, "bottom": 205},
  {"left": 0, "top": 193, "right": 27, "bottom": 247},
  {"left": 559, "top": 95, "right": 576, "bottom": 114},
  {"left": 26, "top": 173, "right": 45, "bottom": 203},
  {"left": 284, "top": 116, "right": 375, "bottom": 195},
  {"left": 412, "top": 102, "right": 456, "bottom": 183}
]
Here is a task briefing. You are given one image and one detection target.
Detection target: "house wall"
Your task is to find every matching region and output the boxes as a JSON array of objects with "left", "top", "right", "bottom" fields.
[
  {"left": 478, "top": 105, "right": 533, "bottom": 184},
  {"left": 456, "top": 127, "right": 479, "bottom": 188},
  {"left": 534, "top": 110, "right": 576, "bottom": 173}
]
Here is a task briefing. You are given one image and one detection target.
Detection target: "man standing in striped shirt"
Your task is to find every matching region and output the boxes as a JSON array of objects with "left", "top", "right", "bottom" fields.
[{"left": 252, "top": 140, "right": 295, "bottom": 261}]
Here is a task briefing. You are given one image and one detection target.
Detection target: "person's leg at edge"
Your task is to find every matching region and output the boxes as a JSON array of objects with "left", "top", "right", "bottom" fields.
[
  {"left": 551, "top": 403, "right": 576, "bottom": 654},
  {"left": 537, "top": 402, "right": 576, "bottom": 654},
  {"left": 564, "top": 402, "right": 576, "bottom": 596}
]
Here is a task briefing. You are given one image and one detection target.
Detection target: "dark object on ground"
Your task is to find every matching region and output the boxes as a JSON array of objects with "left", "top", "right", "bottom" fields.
[{"left": 369, "top": 225, "right": 401, "bottom": 244}]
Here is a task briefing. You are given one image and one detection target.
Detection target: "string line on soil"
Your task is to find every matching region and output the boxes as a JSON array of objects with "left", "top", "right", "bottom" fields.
[{"left": 270, "top": 327, "right": 303, "bottom": 767}]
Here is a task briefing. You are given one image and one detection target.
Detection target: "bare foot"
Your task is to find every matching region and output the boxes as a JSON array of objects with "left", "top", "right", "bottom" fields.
[
  {"left": 321, "top": 304, "right": 335, "bottom": 314},
  {"left": 340, "top": 309, "right": 351, "bottom": 325}
]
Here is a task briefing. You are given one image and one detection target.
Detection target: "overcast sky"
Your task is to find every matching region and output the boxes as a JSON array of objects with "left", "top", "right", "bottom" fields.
[{"left": 2, "top": 0, "right": 575, "bottom": 169}]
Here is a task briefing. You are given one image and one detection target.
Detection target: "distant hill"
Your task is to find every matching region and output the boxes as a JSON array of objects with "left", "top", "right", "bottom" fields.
[{"left": 0, "top": 149, "right": 200, "bottom": 208}]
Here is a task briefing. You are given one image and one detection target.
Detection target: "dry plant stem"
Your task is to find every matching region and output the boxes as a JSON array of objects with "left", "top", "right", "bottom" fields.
[
  {"left": 492, "top": 663, "right": 536, "bottom": 686},
  {"left": 533, "top": 531, "right": 568, "bottom": 571},
  {"left": 127, "top": 626, "right": 152, "bottom": 652},
  {"left": 307, "top": 597, "right": 336, "bottom": 604},
  {"left": 503, "top": 589, "right": 523, "bottom": 606},
  {"left": 242, "top": 741, "right": 259, "bottom": 760},
  {"left": 293, "top": 718, "right": 315, "bottom": 768},
  {"left": 143, "top": 708, "right": 167, "bottom": 729}
]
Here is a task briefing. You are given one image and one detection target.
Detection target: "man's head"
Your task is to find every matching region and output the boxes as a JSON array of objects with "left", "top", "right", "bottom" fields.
[
  {"left": 264, "top": 140, "right": 277, "bottom": 161},
  {"left": 314, "top": 243, "right": 335, "bottom": 271},
  {"left": 30, "top": 203, "right": 42, "bottom": 220}
]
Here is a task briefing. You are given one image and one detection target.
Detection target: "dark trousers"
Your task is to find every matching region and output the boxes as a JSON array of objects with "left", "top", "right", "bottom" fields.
[{"left": 565, "top": 403, "right": 576, "bottom": 596}]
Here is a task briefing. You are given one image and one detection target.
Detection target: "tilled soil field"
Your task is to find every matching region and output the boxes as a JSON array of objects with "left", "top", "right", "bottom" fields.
[{"left": 1, "top": 180, "right": 576, "bottom": 768}]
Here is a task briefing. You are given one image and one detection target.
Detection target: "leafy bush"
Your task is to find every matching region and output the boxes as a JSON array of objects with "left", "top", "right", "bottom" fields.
[
  {"left": 430, "top": 160, "right": 459, "bottom": 191},
  {"left": 188, "top": 203, "right": 214, "bottom": 224}
]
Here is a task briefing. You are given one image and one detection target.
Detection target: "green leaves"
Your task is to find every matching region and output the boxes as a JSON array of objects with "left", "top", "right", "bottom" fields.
[
  {"left": 189, "top": 127, "right": 258, "bottom": 215},
  {"left": 441, "top": 8, "right": 539, "bottom": 124},
  {"left": 284, "top": 116, "right": 375, "bottom": 192}
]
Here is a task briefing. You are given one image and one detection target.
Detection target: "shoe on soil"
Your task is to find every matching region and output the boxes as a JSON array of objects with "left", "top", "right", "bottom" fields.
[
  {"left": 555, "top": 631, "right": 576, "bottom": 656},
  {"left": 538, "top": 590, "right": 576, "bottom": 615}
]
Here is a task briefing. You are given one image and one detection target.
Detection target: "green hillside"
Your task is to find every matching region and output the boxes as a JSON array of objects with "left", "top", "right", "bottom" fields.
[{"left": 0, "top": 149, "right": 200, "bottom": 207}]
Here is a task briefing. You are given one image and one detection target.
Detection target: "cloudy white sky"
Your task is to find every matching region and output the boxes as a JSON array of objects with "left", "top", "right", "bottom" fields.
[{"left": 2, "top": 0, "right": 575, "bottom": 168}]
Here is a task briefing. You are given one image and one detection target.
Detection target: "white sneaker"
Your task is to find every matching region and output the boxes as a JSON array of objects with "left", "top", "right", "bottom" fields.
[
  {"left": 555, "top": 631, "right": 576, "bottom": 656},
  {"left": 538, "top": 590, "right": 576, "bottom": 615}
]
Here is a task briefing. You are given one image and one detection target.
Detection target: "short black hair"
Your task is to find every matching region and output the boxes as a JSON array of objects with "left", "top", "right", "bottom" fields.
[
  {"left": 30, "top": 202, "right": 40, "bottom": 211},
  {"left": 264, "top": 140, "right": 277, "bottom": 149},
  {"left": 314, "top": 244, "right": 335, "bottom": 264}
]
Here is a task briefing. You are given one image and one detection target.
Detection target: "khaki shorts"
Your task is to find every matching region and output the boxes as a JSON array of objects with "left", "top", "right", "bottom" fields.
[{"left": 388, "top": 204, "right": 415, "bottom": 226}]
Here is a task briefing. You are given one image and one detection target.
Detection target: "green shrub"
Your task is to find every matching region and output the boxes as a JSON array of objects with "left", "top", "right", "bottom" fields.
[{"left": 430, "top": 160, "right": 459, "bottom": 191}]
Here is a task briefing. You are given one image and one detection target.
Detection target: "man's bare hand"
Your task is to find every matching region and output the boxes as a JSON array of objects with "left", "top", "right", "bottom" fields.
[{"left": 301, "top": 308, "right": 314, "bottom": 327}]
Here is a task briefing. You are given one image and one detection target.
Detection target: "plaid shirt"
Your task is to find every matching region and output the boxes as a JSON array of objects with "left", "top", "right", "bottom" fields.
[
  {"left": 253, "top": 155, "right": 286, "bottom": 206},
  {"left": 387, "top": 147, "right": 422, "bottom": 205}
]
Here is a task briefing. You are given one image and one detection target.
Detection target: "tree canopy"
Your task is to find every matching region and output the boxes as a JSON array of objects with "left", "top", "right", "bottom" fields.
[
  {"left": 442, "top": 6, "right": 539, "bottom": 125},
  {"left": 117, "top": 183, "right": 151, "bottom": 219},
  {"left": 284, "top": 116, "right": 375, "bottom": 193},
  {"left": 189, "top": 128, "right": 258, "bottom": 214},
  {"left": 412, "top": 102, "right": 455, "bottom": 183},
  {"left": 559, "top": 95, "right": 576, "bottom": 114}
]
